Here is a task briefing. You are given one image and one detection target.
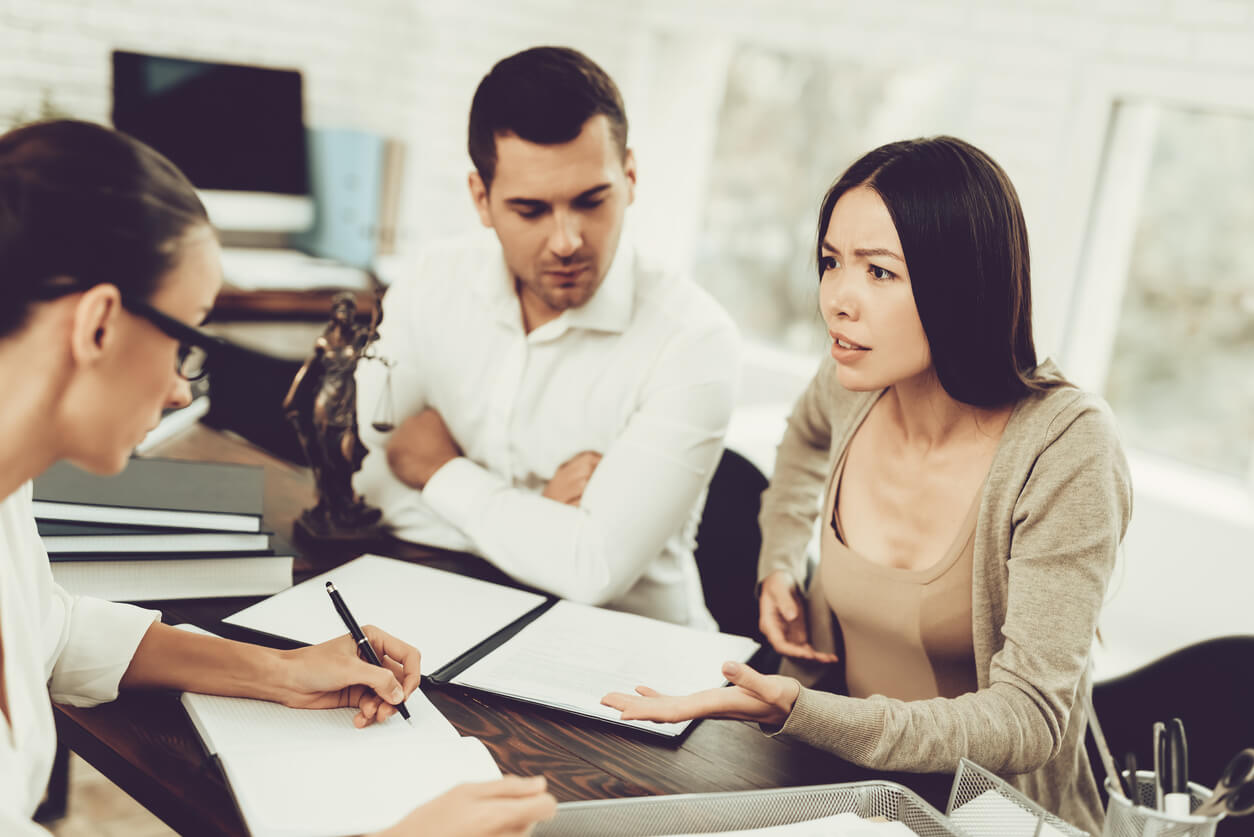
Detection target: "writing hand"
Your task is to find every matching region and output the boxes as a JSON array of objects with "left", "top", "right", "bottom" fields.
[
  {"left": 542, "top": 450, "right": 602, "bottom": 506},
  {"left": 759, "top": 570, "right": 839, "bottom": 663},
  {"left": 377, "top": 775, "right": 557, "bottom": 837},
  {"left": 273, "top": 624, "right": 422, "bottom": 728},
  {"left": 386, "top": 408, "right": 463, "bottom": 489},
  {"left": 601, "top": 661, "right": 801, "bottom": 727}
]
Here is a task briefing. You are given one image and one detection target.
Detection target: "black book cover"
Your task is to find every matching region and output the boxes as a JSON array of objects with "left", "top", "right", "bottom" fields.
[{"left": 33, "top": 458, "right": 264, "bottom": 532}]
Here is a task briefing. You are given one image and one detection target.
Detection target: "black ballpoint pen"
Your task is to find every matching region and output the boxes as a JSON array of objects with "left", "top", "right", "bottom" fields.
[
  {"left": 1123, "top": 752, "right": 1139, "bottom": 804},
  {"left": 326, "top": 581, "right": 412, "bottom": 723}
]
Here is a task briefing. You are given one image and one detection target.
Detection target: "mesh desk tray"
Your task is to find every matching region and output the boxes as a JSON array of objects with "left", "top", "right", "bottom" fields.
[{"left": 534, "top": 781, "right": 966, "bottom": 837}]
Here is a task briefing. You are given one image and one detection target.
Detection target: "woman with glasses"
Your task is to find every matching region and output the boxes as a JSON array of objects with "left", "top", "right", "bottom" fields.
[
  {"left": 603, "top": 136, "right": 1131, "bottom": 834},
  {"left": 0, "top": 120, "right": 554, "bottom": 836}
]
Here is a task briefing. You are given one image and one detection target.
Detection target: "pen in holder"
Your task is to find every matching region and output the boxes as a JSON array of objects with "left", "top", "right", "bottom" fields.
[{"left": 1103, "top": 772, "right": 1221, "bottom": 837}]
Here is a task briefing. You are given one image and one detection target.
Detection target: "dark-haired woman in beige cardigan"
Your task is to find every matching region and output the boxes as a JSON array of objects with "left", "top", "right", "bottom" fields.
[{"left": 604, "top": 137, "right": 1131, "bottom": 835}]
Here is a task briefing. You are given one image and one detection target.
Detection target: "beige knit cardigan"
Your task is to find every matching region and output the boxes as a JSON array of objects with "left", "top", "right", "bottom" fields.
[{"left": 758, "top": 357, "right": 1132, "bottom": 835}]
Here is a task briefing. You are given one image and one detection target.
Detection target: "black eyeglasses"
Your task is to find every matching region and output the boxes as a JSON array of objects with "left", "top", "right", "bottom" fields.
[{"left": 119, "top": 297, "right": 224, "bottom": 381}]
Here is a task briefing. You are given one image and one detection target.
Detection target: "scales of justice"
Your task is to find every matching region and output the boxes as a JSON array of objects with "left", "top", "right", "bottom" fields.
[{"left": 282, "top": 291, "right": 397, "bottom": 543}]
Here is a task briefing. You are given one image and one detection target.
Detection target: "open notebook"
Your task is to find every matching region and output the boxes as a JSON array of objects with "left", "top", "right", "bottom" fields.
[
  {"left": 224, "top": 554, "right": 760, "bottom": 737},
  {"left": 177, "top": 624, "right": 500, "bottom": 836},
  {"left": 181, "top": 668, "right": 499, "bottom": 836}
]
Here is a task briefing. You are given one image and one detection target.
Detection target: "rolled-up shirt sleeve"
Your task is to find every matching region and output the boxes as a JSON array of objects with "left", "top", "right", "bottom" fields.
[
  {"left": 43, "top": 586, "right": 160, "bottom": 707},
  {"left": 9, "top": 482, "right": 160, "bottom": 707}
]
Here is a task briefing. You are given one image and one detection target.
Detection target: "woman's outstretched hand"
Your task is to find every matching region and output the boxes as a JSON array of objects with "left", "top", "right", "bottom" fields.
[
  {"left": 601, "top": 661, "right": 802, "bottom": 727},
  {"left": 759, "top": 571, "right": 840, "bottom": 663},
  {"left": 273, "top": 624, "right": 422, "bottom": 728}
]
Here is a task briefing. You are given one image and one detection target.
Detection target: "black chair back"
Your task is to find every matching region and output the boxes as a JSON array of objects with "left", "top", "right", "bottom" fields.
[
  {"left": 203, "top": 340, "right": 306, "bottom": 465},
  {"left": 694, "top": 448, "right": 770, "bottom": 640},
  {"left": 1088, "top": 635, "right": 1254, "bottom": 834}
]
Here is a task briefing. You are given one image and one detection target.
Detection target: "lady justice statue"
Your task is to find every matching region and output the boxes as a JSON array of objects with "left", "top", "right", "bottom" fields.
[{"left": 283, "top": 292, "right": 391, "bottom": 541}]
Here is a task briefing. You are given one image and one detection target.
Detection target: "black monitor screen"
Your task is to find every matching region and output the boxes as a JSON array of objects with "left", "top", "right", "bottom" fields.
[{"left": 112, "top": 50, "right": 309, "bottom": 195}]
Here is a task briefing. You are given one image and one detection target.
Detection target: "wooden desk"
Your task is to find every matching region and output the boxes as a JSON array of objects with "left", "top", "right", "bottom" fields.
[{"left": 53, "top": 425, "right": 953, "bottom": 836}]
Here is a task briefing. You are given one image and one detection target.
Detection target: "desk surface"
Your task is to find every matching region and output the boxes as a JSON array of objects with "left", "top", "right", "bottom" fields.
[{"left": 53, "top": 425, "right": 952, "bottom": 836}]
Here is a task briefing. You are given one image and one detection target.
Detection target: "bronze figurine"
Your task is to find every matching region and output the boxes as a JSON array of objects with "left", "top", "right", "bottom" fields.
[{"left": 283, "top": 292, "right": 386, "bottom": 541}]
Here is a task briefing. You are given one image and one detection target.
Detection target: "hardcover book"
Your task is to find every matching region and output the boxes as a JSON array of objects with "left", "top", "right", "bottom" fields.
[
  {"left": 38, "top": 520, "right": 270, "bottom": 554},
  {"left": 52, "top": 553, "right": 293, "bottom": 602},
  {"left": 33, "top": 458, "right": 264, "bottom": 532}
]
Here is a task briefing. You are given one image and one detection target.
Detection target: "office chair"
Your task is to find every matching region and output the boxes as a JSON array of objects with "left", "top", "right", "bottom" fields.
[
  {"left": 1087, "top": 635, "right": 1254, "bottom": 834},
  {"left": 693, "top": 448, "right": 770, "bottom": 641}
]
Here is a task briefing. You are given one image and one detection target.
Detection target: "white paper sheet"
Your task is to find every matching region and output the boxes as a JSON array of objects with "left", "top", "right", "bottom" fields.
[
  {"left": 181, "top": 689, "right": 456, "bottom": 756},
  {"left": 222, "top": 735, "right": 498, "bottom": 837},
  {"left": 223, "top": 554, "right": 547, "bottom": 673},
  {"left": 453, "top": 600, "right": 760, "bottom": 736},
  {"left": 658, "top": 812, "right": 916, "bottom": 836},
  {"left": 949, "top": 789, "right": 1070, "bottom": 837},
  {"left": 182, "top": 687, "right": 499, "bottom": 837}
]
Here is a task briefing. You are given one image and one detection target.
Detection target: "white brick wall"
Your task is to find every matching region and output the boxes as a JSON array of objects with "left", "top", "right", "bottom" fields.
[
  {"left": 3, "top": 0, "right": 1251, "bottom": 380},
  {"left": 5, "top": 0, "right": 1253, "bottom": 312}
]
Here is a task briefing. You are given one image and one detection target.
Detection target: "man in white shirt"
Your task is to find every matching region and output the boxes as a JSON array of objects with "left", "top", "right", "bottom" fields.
[{"left": 354, "top": 47, "right": 740, "bottom": 627}]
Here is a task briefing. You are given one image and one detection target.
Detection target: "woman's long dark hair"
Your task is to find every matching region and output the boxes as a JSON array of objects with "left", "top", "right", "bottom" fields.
[
  {"left": 817, "top": 136, "right": 1055, "bottom": 407},
  {"left": 0, "top": 119, "right": 209, "bottom": 338}
]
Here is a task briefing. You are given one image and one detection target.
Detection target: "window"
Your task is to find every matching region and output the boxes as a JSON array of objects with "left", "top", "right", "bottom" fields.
[
  {"left": 691, "top": 45, "right": 966, "bottom": 357},
  {"left": 1069, "top": 101, "right": 1254, "bottom": 482}
]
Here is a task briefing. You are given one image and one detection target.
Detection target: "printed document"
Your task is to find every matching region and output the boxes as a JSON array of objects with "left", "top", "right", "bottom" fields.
[{"left": 453, "top": 600, "right": 759, "bottom": 736}]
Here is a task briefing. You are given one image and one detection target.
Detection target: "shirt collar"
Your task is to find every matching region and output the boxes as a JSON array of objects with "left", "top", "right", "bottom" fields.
[
  {"left": 479, "top": 239, "right": 636, "bottom": 340},
  {"left": 558, "top": 242, "right": 634, "bottom": 335}
]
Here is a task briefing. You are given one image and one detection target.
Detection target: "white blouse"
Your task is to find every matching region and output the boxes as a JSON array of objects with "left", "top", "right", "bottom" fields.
[{"left": 0, "top": 481, "right": 158, "bottom": 834}]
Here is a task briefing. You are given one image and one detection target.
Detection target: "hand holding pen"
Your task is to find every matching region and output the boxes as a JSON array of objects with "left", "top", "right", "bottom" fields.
[
  {"left": 266, "top": 617, "right": 422, "bottom": 727},
  {"left": 326, "top": 581, "right": 418, "bottom": 725}
]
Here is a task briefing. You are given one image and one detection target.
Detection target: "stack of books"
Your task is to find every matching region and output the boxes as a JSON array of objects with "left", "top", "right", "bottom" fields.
[{"left": 34, "top": 458, "right": 293, "bottom": 602}]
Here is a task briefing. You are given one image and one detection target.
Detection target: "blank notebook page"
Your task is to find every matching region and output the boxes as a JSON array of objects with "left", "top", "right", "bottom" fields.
[
  {"left": 181, "top": 691, "right": 500, "bottom": 837},
  {"left": 223, "top": 554, "right": 547, "bottom": 673}
]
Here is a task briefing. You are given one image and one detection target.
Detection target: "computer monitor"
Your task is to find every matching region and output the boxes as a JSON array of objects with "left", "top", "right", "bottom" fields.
[{"left": 111, "top": 50, "right": 313, "bottom": 233}]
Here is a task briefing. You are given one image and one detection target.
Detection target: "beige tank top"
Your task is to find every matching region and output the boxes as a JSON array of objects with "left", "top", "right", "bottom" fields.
[{"left": 820, "top": 447, "right": 980, "bottom": 701}]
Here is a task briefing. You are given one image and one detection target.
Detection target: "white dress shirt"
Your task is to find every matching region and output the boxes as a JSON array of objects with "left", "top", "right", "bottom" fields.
[
  {"left": 0, "top": 482, "right": 159, "bottom": 835},
  {"left": 355, "top": 233, "right": 741, "bottom": 627}
]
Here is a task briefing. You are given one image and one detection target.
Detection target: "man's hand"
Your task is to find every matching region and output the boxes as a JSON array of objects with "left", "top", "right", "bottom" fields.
[
  {"left": 542, "top": 450, "right": 602, "bottom": 506},
  {"left": 759, "top": 571, "right": 840, "bottom": 663},
  {"left": 386, "top": 408, "right": 463, "bottom": 489}
]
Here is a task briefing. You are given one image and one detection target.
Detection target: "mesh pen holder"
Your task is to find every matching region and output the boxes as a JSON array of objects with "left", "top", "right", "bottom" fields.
[
  {"left": 1102, "top": 772, "right": 1221, "bottom": 837},
  {"left": 947, "top": 758, "right": 1088, "bottom": 836}
]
